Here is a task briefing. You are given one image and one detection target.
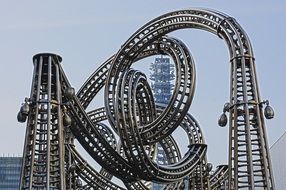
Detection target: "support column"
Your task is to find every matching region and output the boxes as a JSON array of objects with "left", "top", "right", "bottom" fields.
[{"left": 19, "top": 53, "right": 66, "bottom": 189}]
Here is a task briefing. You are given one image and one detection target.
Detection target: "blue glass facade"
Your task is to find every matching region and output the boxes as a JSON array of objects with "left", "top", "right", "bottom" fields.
[
  {"left": 150, "top": 57, "right": 175, "bottom": 105},
  {"left": 150, "top": 56, "right": 173, "bottom": 189},
  {"left": 270, "top": 132, "right": 286, "bottom": 189},
  {"left": 150, "top": 57, "right": 189, "bottom": 189},
  {"left": 0, "top": 156, "right": 22, "bottom": 189}
]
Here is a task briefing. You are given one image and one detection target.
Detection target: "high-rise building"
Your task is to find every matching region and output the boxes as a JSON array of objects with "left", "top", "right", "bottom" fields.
[
  {"left": 150, "top": 56, "right": 175, "bottom": 105},
  {"left": 0, "top": 156, "right": 22, "bottom": 189},
  {"left": 150, "top": 56, "right": 190, "bottom": 189},
  {"left": 152, "top": 144, "right": 169, "bottom": 190},
  {"left": 150, "top": 56, "right": 174, "bottom": 189},
  {"left": 270, "top": 131, "right": 286, "bottom": 189}
]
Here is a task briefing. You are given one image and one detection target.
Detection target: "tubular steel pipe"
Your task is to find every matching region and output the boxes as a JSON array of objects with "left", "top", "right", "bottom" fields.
[{"left": 18, "top": 8, "right": 275, "bottom": 190}]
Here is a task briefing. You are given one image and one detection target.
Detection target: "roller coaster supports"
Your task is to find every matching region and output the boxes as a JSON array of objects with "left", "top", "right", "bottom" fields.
[
  {"left": 19, "top": 53, "right": 66, "bottom": 189},
  {"left": 16, "top": 8, "right": 276, "bottom": 190},
  {"left": 226, "top": 54, "right": 275, "bottom": 189}
]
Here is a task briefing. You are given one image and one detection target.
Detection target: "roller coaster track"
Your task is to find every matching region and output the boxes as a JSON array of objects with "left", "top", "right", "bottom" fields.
[
  {"left": 66, "top": 145, "right": 125, "bottom": 190},
  {"left": 209, "top": 165, "right": 229, "bottom": 189},
  {"left": 18, "top": 8, "right": 275, "bottom": 190},
  {"left": 64, "top": 35, "right": 206, "bottom": 183},
  {"left": 86, "top": 105, "right": 210, "bottom": 189}
]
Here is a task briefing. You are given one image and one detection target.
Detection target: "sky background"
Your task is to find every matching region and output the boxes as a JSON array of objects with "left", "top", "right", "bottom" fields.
[{"left": 0, "top": 0, "right": 285, "bottom": 175}]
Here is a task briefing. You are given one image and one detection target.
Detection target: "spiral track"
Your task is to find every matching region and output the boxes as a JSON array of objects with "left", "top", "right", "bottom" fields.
[{"left": 18, "top": 8, "right": 275, "bottom": 190}]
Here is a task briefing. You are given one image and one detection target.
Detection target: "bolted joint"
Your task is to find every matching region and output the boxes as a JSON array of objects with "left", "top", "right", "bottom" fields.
[
  {"left": 76, "top": 178, "right": 82, "bottom": 187},
  {"left": 223, "top": 102, "right": 231, "bottom": 112},
  {"left": 20, "top": 102, "right": 30, "bottom": 116},
  {"left": 68, "top": 164, "right": 77, "bottom": 173}
]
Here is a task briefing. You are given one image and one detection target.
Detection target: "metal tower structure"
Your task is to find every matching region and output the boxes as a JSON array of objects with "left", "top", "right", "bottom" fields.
[
  {"left": 17, "top": 8, "right": 275, "bottom": 190},
  {"left": 149, "top": 57, "right": 210, "bottom": 189},
  {"left": 18, "top": 54, "right": 66, "bottom": 189},
  {"left": 149, "top": 56, "right": 187, "bottom": 189},
  {"left": 150, "top": 56, "right": 174, "bottom": 105}
]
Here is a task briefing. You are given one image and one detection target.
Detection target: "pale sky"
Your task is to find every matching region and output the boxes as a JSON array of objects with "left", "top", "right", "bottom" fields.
[{"left": 0, "top": 0, "right": 285, "bottom": 172}]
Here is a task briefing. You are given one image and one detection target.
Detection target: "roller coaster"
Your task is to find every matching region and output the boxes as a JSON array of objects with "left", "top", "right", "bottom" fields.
[{"left": 17, "top": 8, "right": 275, "bottom": 189}]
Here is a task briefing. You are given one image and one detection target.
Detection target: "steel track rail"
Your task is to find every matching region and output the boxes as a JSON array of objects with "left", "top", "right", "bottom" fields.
[
  {"left": 209, "top": 165, "right": 228, "bottom": 189},
  {"left": 19, "top": 8, "right": 275, "bottom": 190}
]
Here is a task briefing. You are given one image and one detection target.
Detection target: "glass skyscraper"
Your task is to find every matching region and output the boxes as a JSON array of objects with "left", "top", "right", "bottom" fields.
[
  {"left": 150, "top": 56, "right": 174, "bottom": 189},
  {"left": 150, "top": 56, "right": 188, "bottom": 189},
  {"left": 150, "top": 56, "right": 175, "bottom": 105},
  {"left": 0, "top": 156, "right": 22, "bottom": 189},
  {"left": 270, "top": 131, "right": 286, "bottom": 189}
]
